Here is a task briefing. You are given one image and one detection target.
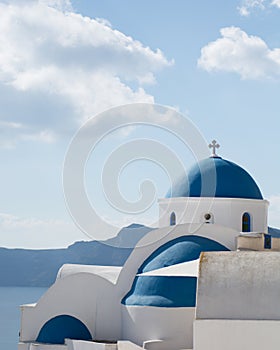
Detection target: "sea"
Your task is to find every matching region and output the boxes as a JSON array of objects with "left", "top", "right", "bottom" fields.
[{"left": 0, "top": 287, "right": 47, "bottom": 350}]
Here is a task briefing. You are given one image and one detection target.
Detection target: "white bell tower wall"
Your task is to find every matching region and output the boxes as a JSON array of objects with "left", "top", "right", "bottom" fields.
[{"left": 158, "top": 197, "right": 269, "bottom": 233}]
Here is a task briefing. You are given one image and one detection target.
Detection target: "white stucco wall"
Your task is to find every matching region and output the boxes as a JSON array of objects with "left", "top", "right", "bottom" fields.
[
  {"left": 56, "top": 265, "right": 122, "bottom": 284},
  {"left": 194, "top": 319, "right": 280, "bottom": 350},
  {"left": 122, "top": 305, "right": 194, "bottom": 350},
  {"left": 117, "top": 341, "right": 143, "bottom": 350},
  {"left": 20, "top": 223, "right": 240, "bottom": 349},
  {"left": 116, "top": 224, "right": 238, "bottom": 350},
  {"left": 18, "top": 344, "right": 67, "bottom": 350},
  {"left": 117, "top": 222, "right": 238, "bottom": 298},
  {"left": 158, "top": 197, "right": 269, "bottom": 233},
  {"left": 66, "top": 339, "right": 117, "bottom": 350},
  {"left": 20, "top": 273, "right": 121, "bottom": 343},
  {"left": 237, "top": 233, "right": 264, "bottom": 251},
  {"left": 194, "top": 251, "right": 280, "bottom": 350},
  {"left": 196, "top": 251, "right": 280, "bottom": 320}
]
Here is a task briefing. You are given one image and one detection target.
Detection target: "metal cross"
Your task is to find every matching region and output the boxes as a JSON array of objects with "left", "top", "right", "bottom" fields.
[{"left": 209, "top": 140, "right": 220, "bottom": 157}]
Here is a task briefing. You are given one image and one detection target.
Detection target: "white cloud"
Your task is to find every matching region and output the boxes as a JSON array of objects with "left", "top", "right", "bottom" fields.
[
  {"left": 0, "top": 118, "right": 57, "bottom": 148},
  {"left": 198, "top": 27, "right": 280, "bottom": 80},
  {"left": 0, "top": 121, "right": 22, "bottom": 129},
  {"left": 0, "top": 0, "right": 172, "bottom": 147},
  {"left": 21, "top": 129, "right": 57, "bottom": 143},
  {"left": 0, "top": 212, "right": 85, "bottom": 248},
  {"left": 39, "top": 0, "right": 72, "bottom": 11},
  {"left": 95, "top": 17, "right": 112, "bottom": 28},
  {"left": 238, "top": 0, "right": 280, "bottom": 15},
  {"left": 268, "top": 195, "right": 280, "bottom": 228},
  {"left": 238, "top": 0, "right": 266, "bottom": 16},
  {"left": 238, "top": 6, "right": 251, "bottom": 16},
  {"left": 271, "top": 0, "right": 280, "bottom": 7}
]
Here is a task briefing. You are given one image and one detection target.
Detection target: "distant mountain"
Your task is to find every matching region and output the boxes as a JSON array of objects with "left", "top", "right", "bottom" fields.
[
  {"left": 0, "top": 224, "right": 153, "bottom": 287},
  {"left": 268, "top": 226, "right": 280, "bottom": 237}
]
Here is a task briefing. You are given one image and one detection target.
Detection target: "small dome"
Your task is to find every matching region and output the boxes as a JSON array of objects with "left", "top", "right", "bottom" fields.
[
  {"left": 166, "top": 157, "right": 263, "bottom": 200},
  {"left": 122, "top": 236, "right": 228, "bottom": 307}
]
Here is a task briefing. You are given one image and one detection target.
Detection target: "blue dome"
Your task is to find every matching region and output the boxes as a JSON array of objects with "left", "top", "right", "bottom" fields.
[
  {"left": 122, "top": 235, "right": 229, "bottom": 307},
  {"left": 166, "top": 157, "right": 263, "bottom": 200}
]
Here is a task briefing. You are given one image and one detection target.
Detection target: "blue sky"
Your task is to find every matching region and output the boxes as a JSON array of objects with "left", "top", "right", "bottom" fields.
[{"left": 0, "top": 0, "right": 280, "bottom": 248}]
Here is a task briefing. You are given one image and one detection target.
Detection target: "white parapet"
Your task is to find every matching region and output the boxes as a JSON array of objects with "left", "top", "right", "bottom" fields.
[
  {"left": 117, "top": 341, "right": 143, "bottom": 350},
  {"left": 194, "top": 319, "right": 280, "bottom": 350},
  {"left": 143, "top": 340, "right": 169, "bottom": 350},
  {"left": 122, "top": 305, "right": 195, "bottom": 350},
  {"left": 196, "top": 251, "right": 280, "bottom": 320},
  {"left": 18, "top": 343, "right": 67, "bottom": 350},
  {"left": 194, "top": 251, "right": 280, "bottom": 350},
  {"left": 66, "top": 340, "right": 117, "bottom": 350},
  {"left": 18, "top": 343, "right": 30, "bottom": 350}
]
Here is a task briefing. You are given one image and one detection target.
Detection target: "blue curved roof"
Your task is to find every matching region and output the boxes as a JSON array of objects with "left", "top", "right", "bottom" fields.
[
  {"left": 166, "top": 157, "right": 263, "bottom": 200},
  {"left": 122, "top": 235, "right": 229, "bottom": 307}
]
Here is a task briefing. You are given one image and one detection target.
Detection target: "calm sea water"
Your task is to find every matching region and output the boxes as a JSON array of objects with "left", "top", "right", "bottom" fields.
[{"left": 0, "top": 287, "right": 47, "bottom": 350}]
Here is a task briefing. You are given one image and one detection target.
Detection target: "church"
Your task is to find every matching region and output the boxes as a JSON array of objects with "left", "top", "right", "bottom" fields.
[{"left": 18, "top": 141, "right": 280, "bottom": 350}]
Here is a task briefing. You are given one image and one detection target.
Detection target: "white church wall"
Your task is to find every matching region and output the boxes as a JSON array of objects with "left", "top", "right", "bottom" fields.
[
  {"left": 18, "top": 343, "right": 29, "bottom": 350},
  {"left": 190, "top": 223, "right": 237, "bottom": 250},
  {"left": 237, "top": 234, "right": 280, "bottom": 251},
  {"left": 56, "top": 265, "right": 122, "bottom": 284},
  {"left": 30, "top": 345, "right": 67, "bottom": 350},
  {"left": 18, "top": 344, "right": 67, "bottom": 350},
  {"left": 237, "top": 234, "right": 264, "bottom": 251},
  {"left": 116, "top": 224, "right": 239, "bottom": 350},
  {"left": 20, "top": 273, "right": 121, "bottom": 343},
  {"left": 196, "top": 251, "right": 280, "bottom": 320},
  {"left": 116, "top": 223, "right": 238, "bottom": 304},
  {"left": 19, "top": 223, "right": 237, "bottom": 349},
  {"left": 158, "top": 197, "right": 268, "bottom": 233},
  {"left": 194, "top": 319, "right": 280, "bottom": 350},
  {"left": 121, "top": 305, "right": 194, "bottom": 350},
  {"left": 117, "top": 341, "right": 143, "bottom": 350},
  {"left": 116, "top": 225, "right": 190, "bottom": 298},
  {"left": 194, "top": 251, "right": 280, "bottom": 350},
  {"left": 66, "top": 339, "right": 117, "bottom": 350}
]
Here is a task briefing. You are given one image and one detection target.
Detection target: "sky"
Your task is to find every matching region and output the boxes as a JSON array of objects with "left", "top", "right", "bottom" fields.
[{"left": 0, "top": 0, "right": 280, "bottom": 248}]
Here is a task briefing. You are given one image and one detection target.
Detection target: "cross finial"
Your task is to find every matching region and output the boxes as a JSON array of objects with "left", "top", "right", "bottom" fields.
[{"left": 209, "top": 140, "right": 220, "bottom": 157}]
